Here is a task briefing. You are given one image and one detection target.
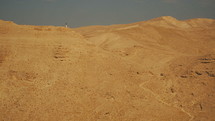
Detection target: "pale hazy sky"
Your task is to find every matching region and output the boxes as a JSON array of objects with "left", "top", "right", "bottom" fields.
[{"left": 0, "top": 0, "right": 215, "bottom": 27}]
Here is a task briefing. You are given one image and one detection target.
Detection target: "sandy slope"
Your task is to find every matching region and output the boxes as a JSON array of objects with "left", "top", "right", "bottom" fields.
[{"left": 0, "top": 17, "right": 215, "bottom": 121}]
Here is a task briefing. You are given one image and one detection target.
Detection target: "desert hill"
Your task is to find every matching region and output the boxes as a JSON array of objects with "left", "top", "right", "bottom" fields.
[{"left": 0, "top": 17, "right": 215, "bottom": 121}]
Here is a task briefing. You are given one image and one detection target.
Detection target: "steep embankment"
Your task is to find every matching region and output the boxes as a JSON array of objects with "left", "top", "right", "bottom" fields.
[{"left": 0, "top": 16, "right": 215, "bottom": 121}]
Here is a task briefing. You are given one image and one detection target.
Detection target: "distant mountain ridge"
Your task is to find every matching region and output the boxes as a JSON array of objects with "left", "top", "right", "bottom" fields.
[
  {"left": 143, "top": 16, "right": 215, "bottom": 28},
  {"left": 1, "top": 16, "right": 215, "bottom": 28}
]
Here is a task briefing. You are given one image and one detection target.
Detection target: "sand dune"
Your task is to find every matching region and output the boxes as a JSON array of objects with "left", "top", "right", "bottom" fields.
[{"left": 0, "top": 17, "right": 215, "bottom": 121}]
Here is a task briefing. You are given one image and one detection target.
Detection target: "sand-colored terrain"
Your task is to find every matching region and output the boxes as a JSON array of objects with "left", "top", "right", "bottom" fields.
[{"left": 0, "top": 16, "right": 215, "bottom": 121}]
